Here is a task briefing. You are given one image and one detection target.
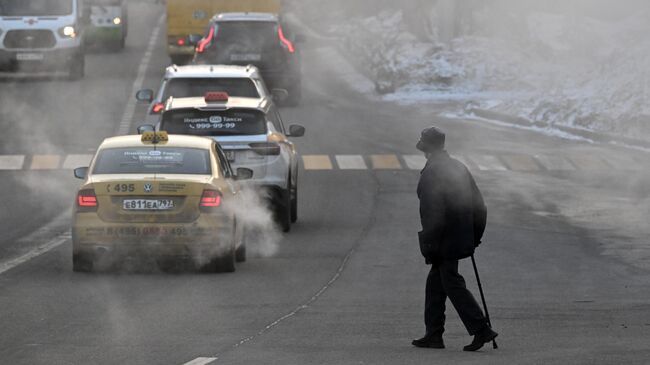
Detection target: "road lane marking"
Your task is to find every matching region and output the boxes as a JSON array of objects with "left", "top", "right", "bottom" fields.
[
  {"left": 0, "top": 155, "right": 25, "bottom": 170},
  {"left": 534, "top": 155, "right": 576, "bottom": 171},
  {"left": 0, "top": 233, "right": 69, "bottom": 276},
  {"left": 302, "top": 155, "right": 333, "bottom": 170},
  {"left": 501, "top": 154, "right": 540, "bottom": 171},
  {"left": 335, "top": 155, "right": 367, "bottom": 170},
  {"left": 182, "top": 358, "right": 217, "bottom": 365},
  {"left": 116, "top": 15, "right": 164, "bottom": 135},
  {"left": 62, "top": 154, "right": 94, "bottom": 169},
  {"left": 468, "top": 155, "right": 508, "bottom": 171},
  {"left": 30, "top": 155, "right": 61, "bottom": 170},
  {"left": 403, "top": 155, "right": 426, "bottom": 170},
  {"left": 568, "top": 155, "right": 611, "bottom": 171},
  {"left": 370, "top": 154, "right": 401, "bottom": 169}
]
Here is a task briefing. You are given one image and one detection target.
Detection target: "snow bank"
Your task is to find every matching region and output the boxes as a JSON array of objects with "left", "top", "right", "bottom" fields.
[{"left": 334, "top": 7, "right": 650, "bottom": 141}]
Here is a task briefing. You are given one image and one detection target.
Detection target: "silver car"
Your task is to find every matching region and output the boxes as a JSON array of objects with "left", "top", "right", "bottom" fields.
[
  {"left": 135, "top": 64, "right": 286, "bottom": 127},
  {"left": 144, "top": 92, "right": 304, "bottom": 232}
]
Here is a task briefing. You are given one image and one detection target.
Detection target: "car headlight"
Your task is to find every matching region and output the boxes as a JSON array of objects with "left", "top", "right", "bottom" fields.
[
  {"left": 113, "top": 17, "right": 122, "bottom": 25},
  {"left": 58, "top": 25, "right": 77, "bottom": 38}
]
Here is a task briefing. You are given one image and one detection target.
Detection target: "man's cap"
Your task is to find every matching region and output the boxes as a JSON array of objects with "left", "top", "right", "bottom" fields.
[{"left": 416, "top": 126, "right": 446, "bottom": 152}]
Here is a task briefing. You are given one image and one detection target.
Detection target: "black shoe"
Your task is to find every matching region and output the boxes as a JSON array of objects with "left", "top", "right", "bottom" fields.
[
  {"left": 412, "top": 334, "right": 445, "bottom": 349},
  {"left": 463, "top": 327, "right": 498, "bottom": 352}
]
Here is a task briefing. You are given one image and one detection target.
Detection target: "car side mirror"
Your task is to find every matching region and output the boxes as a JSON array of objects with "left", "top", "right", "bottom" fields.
[
  {"left": 295, "top": 34, "right": 306, "bottom": 43},
  {"left": 271, "top": 88, "right": 289, "bottom": 103},
  {"left": 74, "top": 167, "right": 89, "bottom": 180},
  {"left": 136, "top": 89, "right": 154, "bottom": 103},
  {"left": 288, "top": 124, "right": 305, "bottom": 137},
  {"left": 235, "top": 167, "right": 253, "bottom": 181},
  {"left": 137, "top": 124, "right": 155, "bottom": 134}
]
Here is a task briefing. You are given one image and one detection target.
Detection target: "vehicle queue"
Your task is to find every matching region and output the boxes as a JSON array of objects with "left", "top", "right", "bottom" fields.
[{"left": 71, "top": 0, "right": 305, "bottom": 273}]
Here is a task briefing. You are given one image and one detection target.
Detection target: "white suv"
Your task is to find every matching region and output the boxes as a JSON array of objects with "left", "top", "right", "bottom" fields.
[
  {"left": 136, "top": 64, "right": 286, "bottom": 127},
  {"left": 0, "top": 0, "right": 88, "bottom": 79},
  {"left": 144, "top": 92, "right": 305, "bottom": 232}
]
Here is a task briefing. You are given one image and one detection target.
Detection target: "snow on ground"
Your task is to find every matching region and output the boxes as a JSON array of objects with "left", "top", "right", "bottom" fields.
[{"left": 333, "top": 9, "right": 650, "bottom": 141}]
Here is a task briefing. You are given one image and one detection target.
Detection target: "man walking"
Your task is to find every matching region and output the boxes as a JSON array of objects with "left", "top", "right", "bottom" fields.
[{"left": 412, "top": 126, "right": 498, "bottom": 351}]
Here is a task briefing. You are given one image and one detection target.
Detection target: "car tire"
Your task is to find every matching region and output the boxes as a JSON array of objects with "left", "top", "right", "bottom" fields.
[
  {"left": 290, "top": 174, "right": 298, "bottom": 223},
  {"left": 68, "top": 56, "right": 85, "bottom": 80},
  {"left": 73, "top": 253, "right": 93, "bottom": 272},
  {"left": 236, "top": 244, "right": 246, "bottom": 263},
  {"left": 273, "top": 188, "right": 291, "bottom": 233}
]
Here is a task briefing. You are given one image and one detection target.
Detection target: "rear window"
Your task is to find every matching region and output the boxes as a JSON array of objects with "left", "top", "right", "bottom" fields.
[
  {"left": 93, "top": 147, "right": 211, "bottom": 175},
  {"left": 162, "top": 78, "right": 259, "bottom": 100},
  {"left": 0, "top": 0, "right": 73, "bottom": 16},
  {"left": 210, "top": 22, "right": 278, "bottom": 50},
  {"left": 161, "top": 109, "right": 267, "bottom": 136}
]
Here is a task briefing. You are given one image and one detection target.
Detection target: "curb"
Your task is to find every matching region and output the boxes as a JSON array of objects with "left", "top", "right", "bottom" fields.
[{"left": 469, "top": 108, "right": 650, "bottom": 150}]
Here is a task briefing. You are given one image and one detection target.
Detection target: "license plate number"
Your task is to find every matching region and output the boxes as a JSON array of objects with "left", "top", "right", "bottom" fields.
[
  {"left": 225, "top": 150, "right": 236, "bottom": 162},
  {"left": 123, "top": 199, "right": 175, "bottom": 211},
  {"left": 16, "top": 53, "right": 44, "bottom": 61},
  {"left": 230, "top": 53, "right": 261, "bottom": 62}
]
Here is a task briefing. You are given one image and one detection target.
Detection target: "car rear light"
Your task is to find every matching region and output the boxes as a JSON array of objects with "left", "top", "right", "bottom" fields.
[
  {"left": 196, "top": 26, "right": 215, "bottom": 54},
  {"left": 200, "top": 190, "right": 222, "bottom": 209},
  {"left": 278, "top": 26, "right": 295, "bottom": 53},
  {"left": 150, "top": 102, "right": 165, "bottom": 114},
  {"left": 250, "top": 142, "right": 281, "bottom": 156},
  {"left": 177, "top": 38, "right": 186, "bottom": 46},
  {"left": 77, "top": 189, "right": 98, "bottom": 212}
]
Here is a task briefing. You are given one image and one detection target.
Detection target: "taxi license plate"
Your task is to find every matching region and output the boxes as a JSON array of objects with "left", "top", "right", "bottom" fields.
[
  {"left": 230, "top": 53, "right": 261, "bottom": 62},
  {"left": 225, "top": 150, "right": 236, "bottom": 162},
  {"left": 123, "top": 199, "right": 175, "bottom": 211},
  {"left": 16, "top": 53, "right": 44, "bottom": 61}
]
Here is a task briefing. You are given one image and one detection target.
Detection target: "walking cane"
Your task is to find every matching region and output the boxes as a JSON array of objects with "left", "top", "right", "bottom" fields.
[{"left": 471, "top": 254, "right": 498, "bottom": 349}]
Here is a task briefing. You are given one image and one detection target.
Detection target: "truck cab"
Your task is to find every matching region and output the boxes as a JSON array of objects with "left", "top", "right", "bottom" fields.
[{"left": 0, "top": 0, "right": 88, "bottom": 79}]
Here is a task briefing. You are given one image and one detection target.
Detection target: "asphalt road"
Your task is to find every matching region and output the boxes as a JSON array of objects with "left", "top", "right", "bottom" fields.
[{"left": 1, "top": 2, "right": 649, "bottom": 364}]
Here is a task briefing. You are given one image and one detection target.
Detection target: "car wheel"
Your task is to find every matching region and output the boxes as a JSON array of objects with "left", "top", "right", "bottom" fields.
[
  {"left": 272, "top": 188, "right": 291, "bottom": 233},
  {"left": 73, "top": 253, "right": 93, "bottom": 272},
  {"left": 291, "top": 175, "right": 298, "bottom": 223}
]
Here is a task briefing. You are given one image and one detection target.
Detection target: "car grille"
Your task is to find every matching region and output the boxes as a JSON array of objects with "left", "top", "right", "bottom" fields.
[{"left": 3, "top": 30, "right": 56, "bottom": 49}]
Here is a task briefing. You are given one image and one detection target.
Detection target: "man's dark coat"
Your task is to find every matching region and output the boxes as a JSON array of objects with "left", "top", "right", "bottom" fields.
[{"left": 417, "top": 151, "right": 487, "bottom": 264}]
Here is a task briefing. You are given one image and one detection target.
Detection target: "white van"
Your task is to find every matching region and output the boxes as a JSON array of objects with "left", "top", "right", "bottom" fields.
[{"left": 0, "top": 0, "right": 88, "bottom": 79}]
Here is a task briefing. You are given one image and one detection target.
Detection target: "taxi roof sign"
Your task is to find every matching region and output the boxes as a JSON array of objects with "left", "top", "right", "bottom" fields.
[
  {"left": 141, "top": 131, "right": 169, "bottom": 144},
  {"left": 205, "top": 91, "right": 229, "bottom": 103}
]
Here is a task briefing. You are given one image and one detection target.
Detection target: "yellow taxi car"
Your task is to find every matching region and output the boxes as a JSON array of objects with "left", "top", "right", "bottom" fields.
[{"left": 72, "top": 131, "right": 252, "bottom": 273}]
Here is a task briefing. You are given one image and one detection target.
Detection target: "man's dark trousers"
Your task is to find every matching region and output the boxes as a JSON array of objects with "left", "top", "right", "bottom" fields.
[{"left": 425, "top": 260, "right": 487, "bottom": 336}]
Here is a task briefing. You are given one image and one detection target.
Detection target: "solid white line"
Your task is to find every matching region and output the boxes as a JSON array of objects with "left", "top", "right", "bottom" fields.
[
  {"left": 0, "top": 155, "right": 25, "bottom": 170},
  {"left": 182, "top": 358, "right": 217, "bottom": 365},
  {"left": 116, "top": 15, "right": 164, "bottom": 135},
  {"left": 0, "top": 234, "right": 69, "bottom": 275}
]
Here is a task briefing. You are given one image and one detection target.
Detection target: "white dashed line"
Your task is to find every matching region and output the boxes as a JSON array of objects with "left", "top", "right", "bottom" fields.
[
  {"left": 116, "top": 15, "right": 164, "bottom": 135},
  {"left": 469, "top": 155, "right": 508, "bottom": 171},
  {"left": 0, "top": 155, "right": 25, "bottom": 170},
  {"left": 403, "top": 155, "right": 426, "bottom": 170},
  {"left": 335, "top": 155, "right": 367, "bottom": 170},
  {"left": 182, "top": 358, "right": 217, "bottom": 365},
  {"left": 62, "top": 154, "right": 94, "bottom": 169}
]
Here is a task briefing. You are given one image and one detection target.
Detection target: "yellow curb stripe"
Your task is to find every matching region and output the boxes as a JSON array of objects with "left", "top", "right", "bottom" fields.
[
  {"left": 302, "top": 155, "right": 333, "bottom": 170},
  {"left": 370, "top": 154, "right": 402, "bottom": 170},
  {"left": 501, "top": 154, "right": 540, "bottom": 171},
  {"left": 30, "top": 155, "right": 61, "bottom": 170},
  {"left": 568, "top": 155, "right": 610, "bottom": 171}
]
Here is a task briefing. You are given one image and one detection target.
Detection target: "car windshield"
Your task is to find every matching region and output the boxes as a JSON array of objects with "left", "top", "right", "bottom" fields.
[
  {"left": 0, "top": 0, "right": 73, "bottom": 16},
  {"left": 93, "top": 147, "right": 212, "bottom": 175},
  {"left": 161, "top": 109, "right": 267, "bottom": 136},
  {"left": 162, "top": 78, "right": 259, "bottom": 100}
]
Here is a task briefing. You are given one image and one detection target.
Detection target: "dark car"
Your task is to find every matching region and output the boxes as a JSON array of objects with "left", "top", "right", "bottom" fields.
[{"left": 192, "top": 12, "right": 302, "bottom": 106}]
